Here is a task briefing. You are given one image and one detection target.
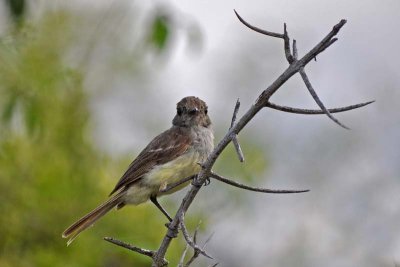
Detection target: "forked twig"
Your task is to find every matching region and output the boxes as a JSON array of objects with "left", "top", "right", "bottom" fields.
[
  {"left": 179, "top": 214, "right": 213, "bottom": 259},
  {"left": 178, "top": 220, "right": 214, "bottom": 267},
  {"left": 234, "top": 11, "right": 364, "bottom": 129}
]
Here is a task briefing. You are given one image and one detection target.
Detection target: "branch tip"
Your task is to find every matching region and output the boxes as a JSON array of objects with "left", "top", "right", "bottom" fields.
[
  {"left": 104, "top": 237, "right": 155, "bottom": 258},
  {"left": 235, "top": 10, "right": 284, "bottom": 38},
  {"left": 266, "top": 100, "right": 374, "bottom": 115},
  {"left": 211, "top": 172, "right": 309, "bottom": 194}
]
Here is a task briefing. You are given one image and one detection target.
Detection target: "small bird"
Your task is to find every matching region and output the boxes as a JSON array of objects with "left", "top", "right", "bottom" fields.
[{"left": 62, "top": 96, "right": 214, "bottom": 245}]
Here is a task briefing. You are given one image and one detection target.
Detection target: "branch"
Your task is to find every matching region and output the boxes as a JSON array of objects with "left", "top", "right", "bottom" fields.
[
  {"left": 283, "top": 23, "right": 294, "bottom": 63},
  {"left": 184, "top": 232, "right": 214, "bottom": 267},
  {"left": 233, "top": 10, "right": 283, "bottom": 39},
  {"left": 104, "top": 237, "right": 162, "bottom": 261},
  {"left": 236, "top": 12, "right": 350, "bottom": 128},
  {"left": 147, "top": 12, "right": 372, "bottom": 266},
  {"left": 178, "top": 221, "right": 214, "bottom": 267},
  {"left": 230, "top": 99, "right": 245, "bottom": 162},
  {"left": 299, "top": 68, "right": 349, "bottom": 129},
  {"left": 266, "top": 101, "right": 375, "bottom": 115},
  {"left": 179, "top": 214, "right": 213, "bottom": 259},
  {"left": 210, "top": 172, "right": 309, "bottom": 194}
]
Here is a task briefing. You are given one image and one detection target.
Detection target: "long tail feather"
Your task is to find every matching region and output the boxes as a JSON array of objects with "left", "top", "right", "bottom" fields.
[{"left": 62, "top": 192, "right": 124, "bottom": 245}]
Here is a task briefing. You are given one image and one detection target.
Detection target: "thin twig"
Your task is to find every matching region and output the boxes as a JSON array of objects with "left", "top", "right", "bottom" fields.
[
  {"left": 230, "top": 99, "right": 245, "bottom": 162},
  {"left": 179, "top": 214, "right": 213, "bottom": 259},
  {"left": 181, "top": 222, "right": 213, "bottom": 267},
  {"left": 283, "top": 23, "right": 294, "bottom": 63},
  {"left": 266, "top": 101, "right": 374, "bottom": 115},
  {"left": 292, "top": 39, "right": 298, "bottom": 59},
  {"left": 184, "top": 231, "right": 214, "bottom": 267},
  {"left": 230, "top": 99, "right": 240, "bottom": 128},
  {"left": 104, "top": 237, "right": 155, "bottom": 258},
  {"left": 234, "top": 10, "right": 283, "bottom": 38},
  {"left": 210, "top": 172, "right": 309, "bottom": 194},
  {"left": 299, "top": 68, "right": 349, "bottom": 129}
]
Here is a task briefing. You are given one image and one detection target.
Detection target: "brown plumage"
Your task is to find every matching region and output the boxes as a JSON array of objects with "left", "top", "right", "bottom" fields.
[{"left": 62, "top": 96, "right": 214, "bottom": 245}]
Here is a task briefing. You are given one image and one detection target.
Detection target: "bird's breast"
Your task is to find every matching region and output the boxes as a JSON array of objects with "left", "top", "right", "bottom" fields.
[{"left": 143, "top": 150, "right": 204, "bottom": 195}]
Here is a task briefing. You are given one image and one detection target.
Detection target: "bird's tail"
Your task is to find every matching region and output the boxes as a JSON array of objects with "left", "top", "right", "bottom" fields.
[{"left": 62, "top": 192, "right": 124, "bottom": 246}]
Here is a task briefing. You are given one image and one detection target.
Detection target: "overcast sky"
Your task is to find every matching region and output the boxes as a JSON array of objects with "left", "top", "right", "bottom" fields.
[{"left": 2, "top": 0, "right": 398, "bottom": 266}]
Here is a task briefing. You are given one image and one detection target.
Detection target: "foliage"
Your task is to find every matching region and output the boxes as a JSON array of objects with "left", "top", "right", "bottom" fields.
[{"left": 0, "top": 10, "right": 184, "bottom": 267}]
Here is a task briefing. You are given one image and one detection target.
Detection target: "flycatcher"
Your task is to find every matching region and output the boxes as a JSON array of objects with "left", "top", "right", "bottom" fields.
[{"left": 62, "top": 96, "right": 214, "bottom": 245}]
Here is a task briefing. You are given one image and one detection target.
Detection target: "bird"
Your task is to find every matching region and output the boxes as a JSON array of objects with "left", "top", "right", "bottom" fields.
[{"left": 62, "top": 96, "right": 214, "bottom": 245}]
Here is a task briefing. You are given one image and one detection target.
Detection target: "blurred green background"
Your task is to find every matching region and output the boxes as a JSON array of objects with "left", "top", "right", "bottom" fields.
[
  {"left": 0, "top": 1, "right": 265, "bottom": 266},
  {"left": 0, "top": 2, "right": 197, "bottom": 266}
]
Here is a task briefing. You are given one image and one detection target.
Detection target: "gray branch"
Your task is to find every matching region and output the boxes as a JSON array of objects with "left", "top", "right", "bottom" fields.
[
  {"left": 103, "top": 237, "right": 167, "bottom": 263},
  {"left": 95, "top": 11, "right": 372, "bottom": 266},
  {"left": 150, "top": 13, "right": 360, "bottom": 266},
  {"left": 230, "top": 99, "right": 245, "bottom": 162},
  {"left": 299, "top": 67, "right": 349, "bottom": 129},
  {"left": 266, "top": 101, "right": 375, "bottom": 115},
  {"left": 179, "top": 214, "right": 213, "bottom": 259},
  {"left": 210, "top": 172, "right": 309, "bottom": 194}
]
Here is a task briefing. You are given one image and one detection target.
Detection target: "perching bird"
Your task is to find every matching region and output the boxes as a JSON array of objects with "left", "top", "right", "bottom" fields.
[{"left": 62, "top": 96, "right": 214, "bottom": 245}]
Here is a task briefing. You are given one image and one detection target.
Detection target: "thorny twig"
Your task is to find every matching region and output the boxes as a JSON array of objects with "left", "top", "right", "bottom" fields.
[{"left": 179, "top": 214, "right": 213, "bottom": 259}]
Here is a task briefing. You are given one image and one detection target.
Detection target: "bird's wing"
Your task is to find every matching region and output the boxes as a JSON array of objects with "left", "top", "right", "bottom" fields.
[{"left": 109, "top": 127, "right": 192, "bottom": 196}]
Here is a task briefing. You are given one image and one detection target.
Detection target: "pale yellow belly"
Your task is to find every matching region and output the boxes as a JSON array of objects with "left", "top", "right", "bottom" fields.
[{"left": 123, "top": 150, "right": 202, "bottom": 205}]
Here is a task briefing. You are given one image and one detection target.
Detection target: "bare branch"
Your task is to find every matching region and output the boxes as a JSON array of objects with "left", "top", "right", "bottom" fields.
[
  {"left": 292, "top": 39, "right": 298, "bottom": 60},
  {"left": 299, "top": 68, "right": 349, "bottom": 129},
  {"left": 230, "top": 99, "right": 245, "bottom": 162},
  {"left": 180, "top": 220, "right": 214, "bottom": 267},
  {"left": 104, "top": 237, "right": 156, "bottom": 258},
  {"left": 234, "top": 9, "right": 283, "bottom": 38},
  {"left": 317, "top": 37, "right": 338, "bottom": 55},
  {"left": 179, "top": 214, "right": 213, "bottom": 259},
  {"left": 296, "top": 19, "right": 346, "bottom": 68},
  {"left": 266, "top": 101, "right": 374, "bottom": 115},
  {"left": 149, "top": 14, "right": 370, "bottom": 266},
  {"left": 184, "top": 232, "right": 214, "bottom": 267},
  {"left": 230, "top": 99, "right": 240, "bottom": 128},
  {"left": 283, "top": 23, "right": 294, "bottom": 63},
  {"left": 210, "top": 172, "right": 309, "bottom": 194}
]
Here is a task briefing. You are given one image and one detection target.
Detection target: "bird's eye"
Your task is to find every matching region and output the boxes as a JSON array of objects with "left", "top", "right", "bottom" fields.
[
  {"left": 177, "top": 107, "right": 183, "bottom": 116},
  {"left": 204, "top": 109, "right": 208, "bottom": 115},
  {"left": 188, "top": 108, "right": 198, "bottom": 115}
]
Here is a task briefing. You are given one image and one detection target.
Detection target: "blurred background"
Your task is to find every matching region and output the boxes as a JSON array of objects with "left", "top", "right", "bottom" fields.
[{"left": 0, "top": 0, "right": 399, "bottom": 266}]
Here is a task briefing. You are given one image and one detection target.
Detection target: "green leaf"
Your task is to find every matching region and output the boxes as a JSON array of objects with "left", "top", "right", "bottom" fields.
[{"left": 149, "top": 13, "right": 170, "bottom": 50}]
